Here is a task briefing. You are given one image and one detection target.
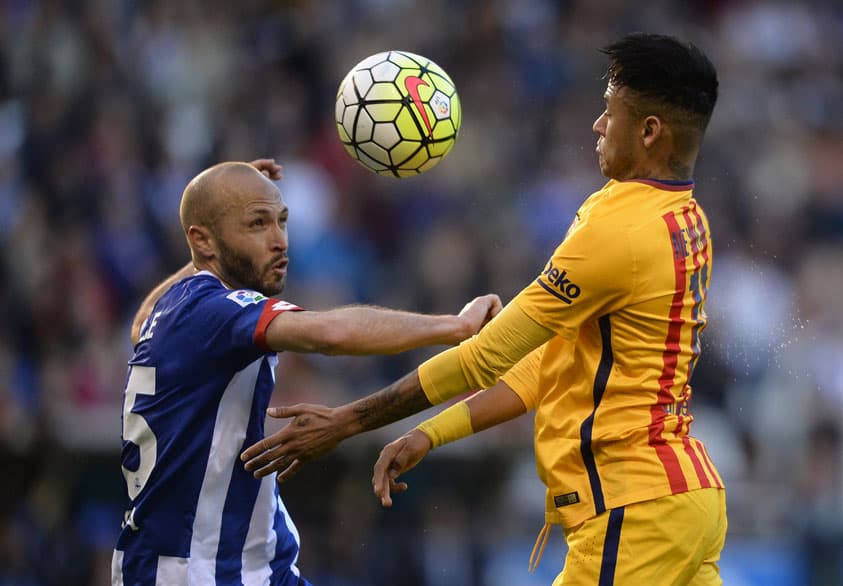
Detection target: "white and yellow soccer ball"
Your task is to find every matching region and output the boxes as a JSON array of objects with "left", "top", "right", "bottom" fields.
[{"left": 335, "top": 51, "right": 461, "bottom": 178}]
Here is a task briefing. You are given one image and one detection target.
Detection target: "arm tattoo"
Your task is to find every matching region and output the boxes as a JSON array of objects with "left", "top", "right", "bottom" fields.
[{"left": 351, "top": 371, "right": 433, "bottom": 432}]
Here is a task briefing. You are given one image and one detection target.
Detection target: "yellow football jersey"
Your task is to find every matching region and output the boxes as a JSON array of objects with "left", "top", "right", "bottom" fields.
[{"left": 502, "top": 178, "right": 723, "bottom": 528}]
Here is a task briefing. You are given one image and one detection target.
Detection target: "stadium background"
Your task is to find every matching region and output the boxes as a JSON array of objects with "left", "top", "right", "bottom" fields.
[{"left": 1, "top": 0, "right": 841, "bottom": 584}]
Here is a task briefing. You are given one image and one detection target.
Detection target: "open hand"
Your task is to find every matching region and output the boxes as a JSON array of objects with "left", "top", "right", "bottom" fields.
[
  {"left": 240, "top": 403, "right": 350, "bottom": 484},
  {"left": 372, "top": 429, "right": 432, "bottom": 507}
]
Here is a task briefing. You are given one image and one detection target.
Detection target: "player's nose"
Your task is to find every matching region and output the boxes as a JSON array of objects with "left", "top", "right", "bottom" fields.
[
  {"left": 592, "top": 112, "right": 606, "bottom": 135},
  {"left": 269, "top": 223, "right": 288, "bottom": 251}
]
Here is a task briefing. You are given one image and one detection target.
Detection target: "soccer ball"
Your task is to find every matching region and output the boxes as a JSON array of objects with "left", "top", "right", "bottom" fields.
[{"left": 335, "top": 51, "right": 461, "bottom": 178}]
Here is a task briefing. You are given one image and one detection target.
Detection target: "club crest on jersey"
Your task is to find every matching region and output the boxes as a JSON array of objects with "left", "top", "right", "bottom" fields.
[
  {"left": 226, "top": 290, "right": 267, "bottom": 307},
  {"left": 537, "top": 260, "right": 582, "bottom": 304}
]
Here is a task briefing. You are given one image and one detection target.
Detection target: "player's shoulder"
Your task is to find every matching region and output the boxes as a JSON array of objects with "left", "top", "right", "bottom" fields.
[
  {"left": 159, "top": 271, "right": 270, "bottom": 315},
  {"left": 168, "top": 271, "right": 243, "bottom": 298},
  {"left": 588, "top": 179, "right": 693, "bottom": 225},
  {"left": 158, "top": 271, "right": 220, "bottom": 307},
  {"left": 573, "top": 181, "right": 637, "bottom": 231}
]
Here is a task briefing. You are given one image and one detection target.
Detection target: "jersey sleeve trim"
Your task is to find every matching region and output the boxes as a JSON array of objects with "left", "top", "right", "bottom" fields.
[{"left": 253, "top": 300, "right": 305, "bottom": 351}]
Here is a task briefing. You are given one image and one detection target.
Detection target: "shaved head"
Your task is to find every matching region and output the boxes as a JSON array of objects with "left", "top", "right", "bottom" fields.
[
  {"left": 180, "top": 162, "right": 273, "bottom": 236},
  {"left": 180, "top": 161, "right": 290, "bottom": 295}
]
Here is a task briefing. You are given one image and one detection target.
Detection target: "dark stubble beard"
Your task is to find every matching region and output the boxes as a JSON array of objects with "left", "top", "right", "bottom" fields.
[{"left": 216, "top": 238, "right": 286, "bottom": 297}]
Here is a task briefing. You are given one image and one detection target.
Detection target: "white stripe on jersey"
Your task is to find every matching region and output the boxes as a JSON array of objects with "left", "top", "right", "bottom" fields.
[
  {"left": 157, "top": 556, "right": 188, "bottom": 584},
  {"left": 241, "top": 354, "right": 282, "bottom": 586},
  {"left": 242, "top": 476, "right": 278, "bottom": 585},
  {"left": 112, "top": 550, "right": 123, "bottom": 586},
  {"left": 188, "top": 358, "right": 262, "bottom": 583},
  {"left": 277, "top": 495, "right": 302, "bottom": 578},
  {"left": 268, "top": 355, "right": 278, "bottom": 383}
]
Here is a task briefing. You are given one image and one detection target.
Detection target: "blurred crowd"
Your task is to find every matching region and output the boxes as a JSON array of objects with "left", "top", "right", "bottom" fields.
[{"left": 1, "top": 0, "right": 841, "bottom": 584}]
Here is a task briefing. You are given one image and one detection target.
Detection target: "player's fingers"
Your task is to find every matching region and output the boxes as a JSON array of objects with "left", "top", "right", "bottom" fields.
[
  {"left": 252, "top": 158, "right": 282, "bottom": 180},
  {"left": 240, "top": 430, "right": 287, "bottom": 462},
  {"left": 242, "top": 408, "right": 315, "bottom": 461},
  {"left": 266, "top": 403, "right": 324, "bottom": 419},
  {"left": 244, "top": 431, "right": 297, "bottom": 467},
  {"left": 372, "top": 448, "right": 389, "bottom": 476},
  {"left": 375, "top": 445, "right": 411, "bottom": 507},
  {"left": 249, "top": 158, "right": 275, "bottom": 177},
  {"left": 276, "top": 460, "right": 302, "bottom": 485},
  {"left": 489, "top": 295, "right": 503, "bottom": 316},
  {"left": 379, "top": 465, "right": 407, "bottom": 505},
  {"left": 372, "top": 443, "right": 401, "bottom": 486},
  {"left": 372, "top": 457, "right": 394, "bottom": 505},
  {"left": 267, "top": 403, "right": 308, "bottom": 419},
  {"left": 378, "top": 476, "right": 393, "bottom": 508},
  {"left": 251, "top": 444, "right": 286, "bottom": 470},
  {"left": 253, "top": 454, "right": 290, "bottom": 478},
  {"left": 372, "top": 464, "right": 387, "bottom": 499}
]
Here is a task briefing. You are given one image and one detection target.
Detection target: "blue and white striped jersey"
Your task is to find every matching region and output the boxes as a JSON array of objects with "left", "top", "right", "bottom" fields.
[{"left": 112, "top": 271, "right": 307, "bottom": 586}]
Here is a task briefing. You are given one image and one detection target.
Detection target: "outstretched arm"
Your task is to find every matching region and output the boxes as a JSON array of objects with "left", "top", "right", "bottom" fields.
[
  {"left": 240, "top": 370, "right": 432, "bottom": 482},
  {"left": 263, "top": 294, "right": 502, "bottom": 355},
  {"left": 373, "top": 380, "right": 528, "bottom": 507},
  {"left": 370, "top": 345, "right": 543, "bottom": 506},
  {"left": 241, "top": 301, "right": 551, "bottom": 481}
]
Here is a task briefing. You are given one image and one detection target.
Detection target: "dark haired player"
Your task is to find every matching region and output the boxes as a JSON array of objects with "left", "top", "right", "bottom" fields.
[
  {"left": 242, "top": 34, "right": 727, "bottom": 585},
  {"left": 111, "top": 159, "right": 501, "bottom": 585}
]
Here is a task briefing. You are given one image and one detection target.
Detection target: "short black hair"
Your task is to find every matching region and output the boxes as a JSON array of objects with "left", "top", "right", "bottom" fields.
[{"left": 601, "top": 33, "right": 719, "bottom": 141}]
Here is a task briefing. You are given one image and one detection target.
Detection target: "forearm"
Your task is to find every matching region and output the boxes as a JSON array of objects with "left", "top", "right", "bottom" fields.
[
  {"left": 418, "top": 380, "right": 526, "bottom": 448},
  {"left": 419, "top": 302, "right": 554, "bottom": 405},
  {"left": 266, "top": 306, "right": 470, "bottom": 355},
  {"left": 240, "top": 370, "right": 434, "bottom": 479},
  {"left": 331, "top": 306, "right": 470, "bottom": 353},
  {"left": 131, "top": 262, "right": 194, "bottom": 344},
  {"left": 465, "top": 380, "right": 528, "bottom": 432},
  {"left": 335, "top": 371, "right": 527, "bottom": 441},
  {"left": 339, "top": 370, "right": 434, "bottom": 436}
]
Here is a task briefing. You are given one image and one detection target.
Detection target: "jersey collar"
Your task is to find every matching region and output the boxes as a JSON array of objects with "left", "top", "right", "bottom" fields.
[{"left": 623, "top": 178, "right": 695, "bottom": 192}]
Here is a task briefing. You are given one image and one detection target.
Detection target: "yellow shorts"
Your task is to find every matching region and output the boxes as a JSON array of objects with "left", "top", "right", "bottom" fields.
[{"left": 555, "top": 488, "right": 727, "bottom": 586}]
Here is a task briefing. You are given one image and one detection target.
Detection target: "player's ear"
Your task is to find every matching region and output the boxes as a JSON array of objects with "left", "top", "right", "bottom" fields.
[
  {"left": 642, "top": 115, "right": 663, "bottom": 148},
  {"left": 188, "top": 225, "right": 216, "bottom": 260}
]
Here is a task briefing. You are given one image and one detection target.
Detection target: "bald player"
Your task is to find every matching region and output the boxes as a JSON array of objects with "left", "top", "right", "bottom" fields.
[{"left": 112, "top": 159, "right": 501, "bottom": 586}]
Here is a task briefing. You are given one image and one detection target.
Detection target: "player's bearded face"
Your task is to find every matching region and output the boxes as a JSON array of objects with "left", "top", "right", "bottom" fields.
[{"left": 216, "top": 237, "right": 287, "bottom": 297}]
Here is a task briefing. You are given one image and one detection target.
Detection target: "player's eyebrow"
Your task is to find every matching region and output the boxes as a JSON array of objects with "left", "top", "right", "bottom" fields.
[{"left": 246, "top": 205, "right": 288, "bottom": 217}]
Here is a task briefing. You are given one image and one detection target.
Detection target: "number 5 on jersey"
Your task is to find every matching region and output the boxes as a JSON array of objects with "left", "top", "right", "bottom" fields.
[{"left": 122, "top": 366, "right": 158, "bottom": 500}]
